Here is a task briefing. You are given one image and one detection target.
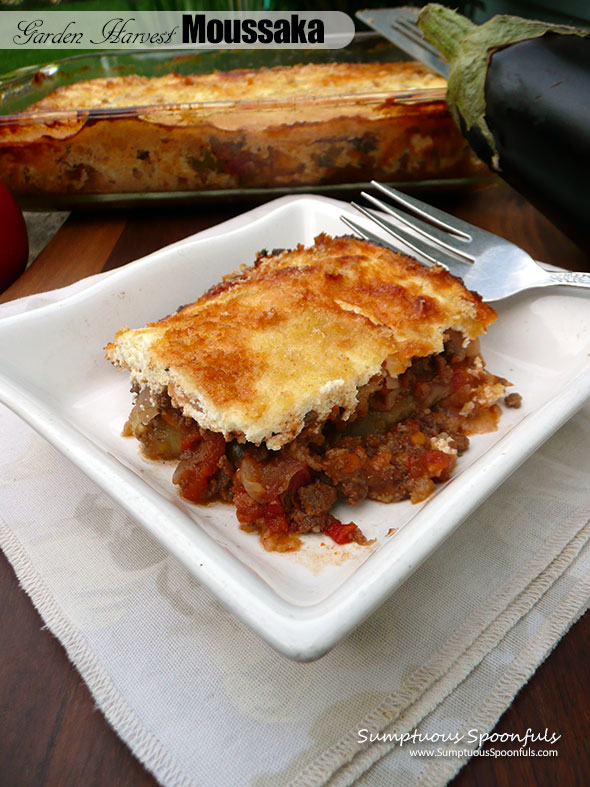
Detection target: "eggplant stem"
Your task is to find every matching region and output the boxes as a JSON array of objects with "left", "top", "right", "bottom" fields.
[{"left": 418, "top": 4, "right": 475, "bottom": 61}]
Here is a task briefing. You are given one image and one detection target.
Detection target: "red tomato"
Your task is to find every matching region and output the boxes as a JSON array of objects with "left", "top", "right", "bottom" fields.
[
  {"left": 0, "top": 181, "right": 28, "bottom": 293},
  {"left": 324, "top": 516, "right": 358, "bottom": 545}
]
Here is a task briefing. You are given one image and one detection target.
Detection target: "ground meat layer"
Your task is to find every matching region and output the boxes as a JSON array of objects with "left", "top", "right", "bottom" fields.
[{"left": 124, "top": 332, "right": 517, "bottom": 551}]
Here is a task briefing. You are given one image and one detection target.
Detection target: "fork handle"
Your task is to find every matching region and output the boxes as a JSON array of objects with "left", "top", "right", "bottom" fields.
[{"left": 548, "top": 271, "right": 590, "bottom": 289}]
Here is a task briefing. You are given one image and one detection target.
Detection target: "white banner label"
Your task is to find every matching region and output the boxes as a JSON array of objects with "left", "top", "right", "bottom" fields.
[{"left": 0, "top": 11, "right": 355, "bottom": 49}]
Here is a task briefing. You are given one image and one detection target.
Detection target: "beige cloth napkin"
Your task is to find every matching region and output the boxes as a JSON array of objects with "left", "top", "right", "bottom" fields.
[{"left": 1, "top": 278, "right": 589, "bottom": 787}]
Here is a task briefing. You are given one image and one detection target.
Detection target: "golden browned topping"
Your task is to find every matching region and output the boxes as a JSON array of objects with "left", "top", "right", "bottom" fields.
[
  {"left": 28, "top": 61, "right": 446, "bottom": 112},
  {"left": 105, "top": 234, "right": 496, "bottom": 449}
]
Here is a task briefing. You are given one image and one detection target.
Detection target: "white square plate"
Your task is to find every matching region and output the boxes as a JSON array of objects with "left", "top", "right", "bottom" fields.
[{"left": 1, "top": 195, "right": 589, "bottom": 660}]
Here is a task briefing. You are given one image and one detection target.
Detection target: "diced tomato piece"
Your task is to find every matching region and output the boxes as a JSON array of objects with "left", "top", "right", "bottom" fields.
[
  {"left": 408, "top": 449, "right": 453, "bottom": 480},
  {"left": 425, "top": 449, "right": 453, "bottom": 479},
  {"left": 175, "top": 432, "right": 225, "bottom": 503},
  {"left": 233, "top": 482, "right": 261, "bottom": 525},
  {"left": 262, "top": 498, "right": 290, "bottom": 535},
  {"left": 233, "top": 487, "right": 290, "bottom": 535},
  {"left": 178, "top": 471, "right": 209, "bottom": 503},
  {"left": 324, "top": 515, "right": 358, "bottom": 545}
]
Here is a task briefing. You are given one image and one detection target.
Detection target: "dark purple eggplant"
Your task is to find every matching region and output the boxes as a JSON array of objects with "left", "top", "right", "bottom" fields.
[{"left": 418, "top": 4, "right": 590, "bottom": 251}]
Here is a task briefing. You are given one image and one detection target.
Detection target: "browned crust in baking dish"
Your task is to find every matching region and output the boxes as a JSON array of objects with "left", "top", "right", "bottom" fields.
[{"left": 0, "top": 61, "right": 486, "bottom": 195}]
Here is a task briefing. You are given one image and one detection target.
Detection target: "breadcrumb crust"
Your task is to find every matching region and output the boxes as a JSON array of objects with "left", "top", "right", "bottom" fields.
[{"left": 105, "top": 234, "right": 496, "bottom": 449}]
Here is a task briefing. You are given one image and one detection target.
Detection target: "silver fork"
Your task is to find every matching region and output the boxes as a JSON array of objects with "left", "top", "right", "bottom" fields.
[
  {"left": 356, "top": 7, "right": 449, "bottom": 77},
  {"left": 341, "top": 181, "right": 590, "bottom": 302}
]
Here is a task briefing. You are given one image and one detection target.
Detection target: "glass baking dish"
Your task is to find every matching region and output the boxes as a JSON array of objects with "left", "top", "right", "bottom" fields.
[{"left": 0, "top": 36, "right": 489, "bottom": 209}]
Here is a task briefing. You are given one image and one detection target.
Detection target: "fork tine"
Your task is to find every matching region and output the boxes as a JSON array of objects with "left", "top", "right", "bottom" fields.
[
  {"left": 361, "top": 191, "right": 475, "bottom": 262},
  {"left": 345, "top": 206, "right": 472, "bottom": 279},
  {"left": 340, "top": 215, "right": 422, "bottom": 258},
  {"left": 371, "top": 182, "right": 477, "bottom": 240}
]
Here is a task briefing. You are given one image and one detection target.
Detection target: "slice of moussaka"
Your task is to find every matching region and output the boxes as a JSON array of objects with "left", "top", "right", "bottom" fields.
[{"left": 105, "top": 234, "right": 520, "bottom": 552}]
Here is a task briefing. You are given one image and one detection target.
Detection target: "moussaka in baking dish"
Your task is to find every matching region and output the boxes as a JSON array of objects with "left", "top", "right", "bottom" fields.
[
  {"left": 0, "top": 60, "right": 486, "bottom": 197},
  {"left": 105, "top": 234, "right": 520, "bottom": 552}
]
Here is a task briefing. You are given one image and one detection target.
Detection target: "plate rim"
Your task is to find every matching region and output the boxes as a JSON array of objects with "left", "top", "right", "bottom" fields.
[{"left": 1, "top": 193, "right": 589, "bottom": 660}]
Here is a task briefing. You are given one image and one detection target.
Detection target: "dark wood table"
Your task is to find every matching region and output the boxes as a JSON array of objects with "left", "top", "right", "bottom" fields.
[{"left": 1, "top": 181, "right": 589, "bottom": 786}]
